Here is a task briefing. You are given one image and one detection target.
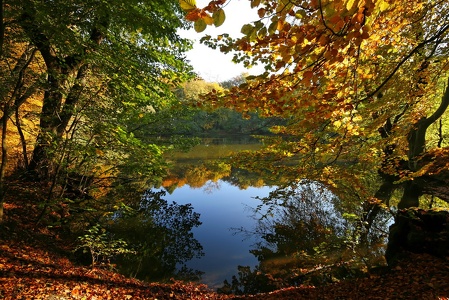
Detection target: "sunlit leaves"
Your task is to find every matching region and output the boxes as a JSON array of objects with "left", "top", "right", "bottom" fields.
[
  {"left": 378, "top": 0, "right": 391, "bottom": 12},
  {"left": 189, "top": 0, "right": 449, "bottom": 206},
  {"left": 277, "top": 0, "right": 294, "bottom": 14},
  {"left": 213, "top": 9, "right": 226, "bottom": 27},
  {"left": 202, "top": 14, "right": 214, "bottom": 25},
  {"left": 345, "top": 0, "right": 357, "bottom": 11},
  {"left": 180, "top": 0, "right": 226, "bottom": 31},
  {"left": 179, "top": 0, "right": 196, "bottom": 12},
  {"left": 251, "top": 0, "right": 261, "bottom": 8},
  {"left": 193, "top": 19, "right": 206, "bottom": 32}
]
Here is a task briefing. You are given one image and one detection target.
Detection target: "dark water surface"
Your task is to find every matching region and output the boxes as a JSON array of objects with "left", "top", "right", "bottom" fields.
[{"left": 161, "top": 180, "right": 275, "bottom": 288}]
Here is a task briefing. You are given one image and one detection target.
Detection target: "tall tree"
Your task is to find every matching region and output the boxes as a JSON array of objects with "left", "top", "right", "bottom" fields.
[
  {"left": 0, "top": 0, "right": 193, "bottom": 222},
  {"left": 11, "top": 0, "right": 193, "bottom": 177}
]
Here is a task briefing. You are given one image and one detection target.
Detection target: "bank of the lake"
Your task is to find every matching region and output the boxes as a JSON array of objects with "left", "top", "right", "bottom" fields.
[{"left": 1, "top": 188, "right": 449, "bottom": 299}]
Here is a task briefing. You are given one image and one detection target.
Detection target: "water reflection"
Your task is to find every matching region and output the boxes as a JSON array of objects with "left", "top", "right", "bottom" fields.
[
  {"left": 218, "top": 180, "right": 390, "bottom": 295},
  {"left": 109, "top": 190, "right": 203, "bottom": 282},
  {"left": 160, "top": 135, "right": 288, "bottom": 193},
  {"left": 158, "top": 180, "right": 276, "bottom": 288},
  {"left": 113, "top": 136, "right": 391, "bottom": 291}
]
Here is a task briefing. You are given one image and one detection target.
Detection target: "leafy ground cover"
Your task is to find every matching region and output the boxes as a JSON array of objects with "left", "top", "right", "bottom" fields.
[{"left": 1, "top": 182, "right": 449, "bottom": 299}]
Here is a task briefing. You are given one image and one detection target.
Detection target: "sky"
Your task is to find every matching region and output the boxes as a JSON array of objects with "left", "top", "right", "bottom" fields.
[{"left": 178, "top": 0, "right": 265, "bottom": 82}]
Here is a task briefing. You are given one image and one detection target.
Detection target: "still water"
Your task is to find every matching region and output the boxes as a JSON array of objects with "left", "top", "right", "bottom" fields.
[
  {"left": 144, "top": 137, "right": 388, "bottom": 291},
  {"left": 160, "top": 180, "right": 275, "bottom": 288}
]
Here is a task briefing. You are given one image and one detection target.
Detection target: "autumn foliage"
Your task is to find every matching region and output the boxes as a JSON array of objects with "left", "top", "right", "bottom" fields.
[
  {"left": 182, "top": 0, "right": 449, "bottom": 209},
  {"left": 1, "top": 0, "right": 449, "bottom": 298}
]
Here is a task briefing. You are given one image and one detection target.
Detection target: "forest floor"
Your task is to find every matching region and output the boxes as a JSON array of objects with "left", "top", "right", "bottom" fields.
[{"left": 1, "top": 181, "right": 449, "bottom": 299}]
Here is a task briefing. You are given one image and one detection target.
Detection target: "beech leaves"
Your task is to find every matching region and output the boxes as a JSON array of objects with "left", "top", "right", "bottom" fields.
[{"left": 179, "top": 0, "right": 226, "bottom": 32}]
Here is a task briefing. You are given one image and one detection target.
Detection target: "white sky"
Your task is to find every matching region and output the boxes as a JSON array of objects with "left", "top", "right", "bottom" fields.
[{"left": 179, "top": 0, "right": 264, "bottom": 82}]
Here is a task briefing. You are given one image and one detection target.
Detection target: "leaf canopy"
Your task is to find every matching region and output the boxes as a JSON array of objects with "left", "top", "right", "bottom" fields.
[{"left": 189, "top": 0, "right": 449, "bottom": 206}]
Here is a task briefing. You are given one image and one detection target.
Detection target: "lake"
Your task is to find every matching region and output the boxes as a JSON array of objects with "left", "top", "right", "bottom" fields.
[
  {"left": 145, "top": 136, "right": 389, "bottom": 291},
  {"left": 156, "top": 136, "right": 275, "bottom": 287},
  {"left": 158, "top": 180, "right": 275, "bottom": 288}
]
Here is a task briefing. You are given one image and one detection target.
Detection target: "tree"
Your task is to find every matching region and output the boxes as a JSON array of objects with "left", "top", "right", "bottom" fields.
[
  {"left": 181, "top": 0, "right": 449, "bottom": 209},
  {"left": 0, "top": 13, "right": 43, "bottom": 222},
  {"left": 15, "top": 0, "right": 192, "bottom": 176},
  {"left": 0, "top": 0, "right": 194, "bottom": 222}
]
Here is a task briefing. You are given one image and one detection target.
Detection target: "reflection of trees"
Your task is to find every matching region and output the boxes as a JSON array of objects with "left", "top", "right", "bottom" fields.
[
  {"left": 220, "top": 180, "right": 389, "bottom": 295},
  {"left": 251, "top": 181, "right": 348, "bottom": 268},
  {"left": 223, "top": 168, "right": 269, "bottom": 189},
  {"left": 161, "top": 159, "right": 278, "bottom": 192},
  {"left": 184, "top": 162, "right": 231, "bottom": 188},
  {"left": 109, "top": 190, "right": 204, "bottom": 281},
  {"left": 162, "top": 161, "right": 231, "bottom": 189}
]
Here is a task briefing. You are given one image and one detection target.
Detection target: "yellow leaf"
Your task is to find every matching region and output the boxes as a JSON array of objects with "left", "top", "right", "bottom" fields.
[
  {"left": 333, "top": 120, "right": 342, "bottom": 127},
  {"left": 378, "top": 0, "right": 389, "bottom": 12},
  {"left": 392, "top": 25, "right": 402, "bottom": 33},
  {"left": 179, "top": 0, "right": 196, "bottom": 12},
  {"left": 277, "top": 0, "right": 294, "bottom": 13},
  {"left": 353, "top": 115, "right": 363, "bottom": 122},
  {"left": 251, "top": 0, "right": 261, "bottom": 8},
  {"left": 203, "top": 14, "right": 214, "bottom": 25},
  {"left": 345, "top": 0, "right": 357, "bottom": 11},
  {"left": 276, "top": 19, "right": 285, "bottom": 31}
]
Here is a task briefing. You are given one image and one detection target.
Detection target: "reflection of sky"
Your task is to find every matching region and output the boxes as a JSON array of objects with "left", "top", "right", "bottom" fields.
[{"left": 161, "top": 180, "right": 275, "bottom": 288}]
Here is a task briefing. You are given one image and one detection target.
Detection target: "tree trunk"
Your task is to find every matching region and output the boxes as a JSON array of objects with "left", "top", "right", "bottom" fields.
[
  {"left": 0, "top": 45, "right": 36, "bottom": 221},
  {"left": 398, "top": 181, "right": 421, "bottom": 209},
  {"left": 0, "top": 0, "right": 4, "bottom": 57},
  {"left": 398, "top": 78, "right": 449, "bottom": 208},
  {"left": 15, "top": 103, "right": 28, "bottom": 169},
  {"left": 27, "top": 64, "right": 88, "bottom": 177},
  {"left": 18, "top": 2, "right": 107, "bottom": 179},
  {"left": 0, "top": 100, "right": 8, "bottom": 223}
]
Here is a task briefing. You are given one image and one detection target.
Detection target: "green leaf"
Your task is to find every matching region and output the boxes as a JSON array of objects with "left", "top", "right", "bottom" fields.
[
  {"left": 194, "top": 19, "right": 207, "bottom": 33},
  {"left": 268, "top": 20, "right": 277, "bottom": 35},
  {"left": 213, "top": 9, "right": 226, "bottom": 27},
  {"left": 241, "top": 24, "right": 254, "bottom": 36}
]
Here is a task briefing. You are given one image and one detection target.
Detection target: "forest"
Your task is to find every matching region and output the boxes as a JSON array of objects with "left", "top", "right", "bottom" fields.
[{"left": 1, "top": 0, "right": 449, "bottom": 298}]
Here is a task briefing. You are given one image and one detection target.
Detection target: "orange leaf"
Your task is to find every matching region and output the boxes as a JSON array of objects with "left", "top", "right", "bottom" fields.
[
  {"left": 185, "top": 9, "right": 201, "bottom": 21},
  {"left": 303, "top": 70, "right": 314, "bottom": 80}
]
